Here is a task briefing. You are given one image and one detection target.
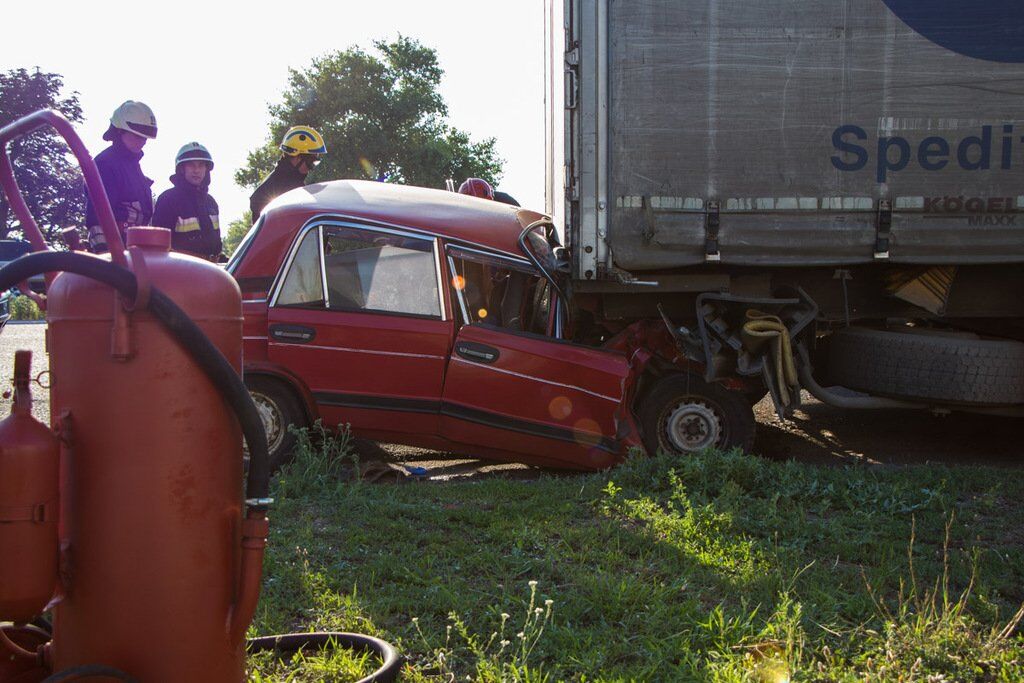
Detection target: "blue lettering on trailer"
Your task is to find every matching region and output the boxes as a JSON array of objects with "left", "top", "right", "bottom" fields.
[
  {"left": 882, "top": 0, "right": 1024, "bottom": 63},
  {"left": 831, "top": 125, "right": 1016, "bottom": 183}
]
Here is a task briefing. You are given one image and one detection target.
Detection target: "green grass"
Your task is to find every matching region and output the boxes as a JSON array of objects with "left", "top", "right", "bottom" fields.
[{"left": 248, "top": 425, "right": 1024, "bottom": 681}]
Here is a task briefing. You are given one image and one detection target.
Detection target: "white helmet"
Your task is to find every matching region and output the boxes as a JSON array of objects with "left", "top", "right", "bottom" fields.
[
  {"left": 175, "top": 142, "right": 214, "bottom": 169},
  {"left": 104, "top": 100, "right": 158, "bottom": 141}
]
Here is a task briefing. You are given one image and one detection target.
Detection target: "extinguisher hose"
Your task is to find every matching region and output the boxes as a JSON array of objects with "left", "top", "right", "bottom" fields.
[
  {"left": 247, "top": 632, "right": 402, "bottom": 683},
  {"left": 0, "top": 251, "right": 270, "bottom": 506}
]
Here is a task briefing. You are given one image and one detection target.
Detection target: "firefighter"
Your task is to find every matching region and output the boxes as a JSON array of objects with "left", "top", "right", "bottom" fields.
[
  {"left": 457, "top": 177, "right": 520, "bottom": 207},
  {"left": 85, "top": 100, "right": 158, "bottom": 253},
  {"left": 152, "top": 143, "right": 223, "bottom": 261},
  {"left": 249, "top": 125, "right": 327, "bottom": 222}
]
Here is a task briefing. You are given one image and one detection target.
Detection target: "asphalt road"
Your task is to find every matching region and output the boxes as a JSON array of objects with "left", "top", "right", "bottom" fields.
[
  {"left": 0, "top": 322, "right": 51, "bottom": 425},
  {"left": 2, "top": 322, "right": 1020, "bottom": 474}
]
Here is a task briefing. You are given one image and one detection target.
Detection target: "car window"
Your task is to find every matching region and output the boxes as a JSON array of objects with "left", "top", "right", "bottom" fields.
[
  {"left": 447, "top": 249, "right": 552, "bottom": 335},
  {"left": 225, "top": 215, "right": 264, "bottom": 274},
  {"left": 323, "top": 226, "right": 441, "bottom": 318},
  {"left": 277, "top": 229, "right": 324, "bottom": 306}
]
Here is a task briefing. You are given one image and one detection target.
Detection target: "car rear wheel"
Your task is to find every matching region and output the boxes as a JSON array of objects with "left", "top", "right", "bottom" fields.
[
  {"left": 639, "top": 373, "right": 756, "bottom": 456},
  {"left": 245, "top": 376, "right": 307, "bottom": 471}
]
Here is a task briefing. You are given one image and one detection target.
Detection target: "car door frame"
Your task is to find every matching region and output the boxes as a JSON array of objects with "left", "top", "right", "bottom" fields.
[
  {"left": 264, "top": 216, "right": 454, "bottom": 445},
  {"left": 439, "top": 242, "right": 640, "bottom": 469}
]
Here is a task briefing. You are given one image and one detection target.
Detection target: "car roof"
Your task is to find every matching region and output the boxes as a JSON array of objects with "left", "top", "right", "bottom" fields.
[{"left": 263, "top": 179, "right": 546, "bottom": 257}]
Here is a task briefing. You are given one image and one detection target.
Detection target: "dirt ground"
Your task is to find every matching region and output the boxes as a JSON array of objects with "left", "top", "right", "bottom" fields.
[{"left": 2, "top": 322, "right": 1021, "bottom": 478}]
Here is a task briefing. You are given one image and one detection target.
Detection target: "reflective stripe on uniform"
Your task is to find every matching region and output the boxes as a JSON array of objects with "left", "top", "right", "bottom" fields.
[
  {"left": 174, "top": 215, "right": 220, "bottom": 234},
  {"left": 175, "top": 217, "right": 201, "bottom": 233}
]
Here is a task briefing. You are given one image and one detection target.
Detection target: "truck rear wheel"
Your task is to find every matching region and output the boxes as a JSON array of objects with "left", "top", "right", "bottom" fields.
[
  {"left": 827, "top": 326, "right": 1024, "bottom": 404},
  {"left": 246, "top": 376, "right": 308, "bottom": 471},
  {"left": 639, "top": 373, "right": 756, "bottom": 456}
]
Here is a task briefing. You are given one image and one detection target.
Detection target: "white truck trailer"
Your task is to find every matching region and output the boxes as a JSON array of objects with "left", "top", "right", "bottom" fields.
[{"left": 544, "top": 0, "right": 1024, "bottom": 455}]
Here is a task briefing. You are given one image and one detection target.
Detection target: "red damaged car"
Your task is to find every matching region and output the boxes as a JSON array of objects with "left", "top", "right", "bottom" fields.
[{"left": 228, "top": 181, "right": 755, "bottom": 470}]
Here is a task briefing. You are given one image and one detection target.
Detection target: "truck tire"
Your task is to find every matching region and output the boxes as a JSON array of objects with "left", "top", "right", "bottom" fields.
[
  {"left": 638, "top": 373, "right": 756, "bottom": 457},
  {"left": 245, "top": 376, "right": 308, "bottom": 471},
  {"left": 827, "top": 326, "right": 1024, "bottom": 405}
]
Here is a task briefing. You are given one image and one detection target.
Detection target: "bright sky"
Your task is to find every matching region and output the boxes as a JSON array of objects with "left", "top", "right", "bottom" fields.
[{"left": 1, "top": 1, "right": 546, "bottom": 233}]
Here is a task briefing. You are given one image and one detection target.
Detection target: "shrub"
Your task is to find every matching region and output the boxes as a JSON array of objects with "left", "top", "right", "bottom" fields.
[{"left": 10, "top": 294, "right": 43, "bottom": 320}]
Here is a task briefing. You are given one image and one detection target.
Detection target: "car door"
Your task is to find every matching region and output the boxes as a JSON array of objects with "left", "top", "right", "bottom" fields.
[
  {"left": 439, "top": 246, "right": 635, "bottom": 469},
  {"left": 266, "top": 219, "right": 452, "bottom": 440}
]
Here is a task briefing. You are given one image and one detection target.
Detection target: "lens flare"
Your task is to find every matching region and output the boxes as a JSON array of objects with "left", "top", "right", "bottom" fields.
[
  {"left": 451, "top": 275, "right": 466, "bottom": 291},
  {"left": 358, "top": 157, "right": 376, "bottom": 177},
  {"left": 478, "top": 308, "right": 488, "bottom": 319},
  {"left": 548, "top": 396, "right": 572, "bottom": 420},
  {"left": 572, "top": 418, "right": 601, "bottom": 446}
]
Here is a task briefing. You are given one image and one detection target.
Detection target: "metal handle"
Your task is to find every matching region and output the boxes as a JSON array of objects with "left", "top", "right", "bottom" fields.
[
  {"left": 565, "top": 69, "right": 578, "bottom": 110},
  {"left": 456, "top": 342, "right": 500, "bottom": 364},
  {"left": 0, "top": 109, "right": 127, "bottom": 267},
  {"left": 269, "top": 324, "right": 316, "bottom": 343}
]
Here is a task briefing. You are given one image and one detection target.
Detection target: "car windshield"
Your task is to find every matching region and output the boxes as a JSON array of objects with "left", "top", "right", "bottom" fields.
[{"left": 226, "top": 217, "right": 264, "bottom": 274}]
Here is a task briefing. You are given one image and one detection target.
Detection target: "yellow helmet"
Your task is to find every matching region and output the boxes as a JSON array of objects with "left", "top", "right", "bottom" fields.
[{"left": 279, "top": 126, "right": 327, "bottom": 156}]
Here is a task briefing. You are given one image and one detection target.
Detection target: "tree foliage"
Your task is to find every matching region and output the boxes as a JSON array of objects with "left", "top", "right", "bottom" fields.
[
  {"left": 0, "top": 68, "right": 84, "bottom": 242},
  {"left": 236, "top": 37, "right": 502, "bottom": 191},
  {"left": 224, "top": 210, "right": 252, "bottom": 256}
]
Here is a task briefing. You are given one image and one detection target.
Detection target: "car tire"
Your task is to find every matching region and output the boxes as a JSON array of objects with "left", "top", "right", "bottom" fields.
[
  {"left": 827, "top": 326, "right": 1024, "bottom": 404},
  {"left": 245, "top": 376, "right": 308, "bottom": 471},
  {"left": 638, "top": 373, "right": 756, "bottom": 456}
]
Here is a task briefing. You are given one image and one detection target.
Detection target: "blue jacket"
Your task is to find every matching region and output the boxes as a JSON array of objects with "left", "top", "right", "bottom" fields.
[
  {"left": 84, "top": 140, "right": 153, "bottom": 252},
  {"left": 152, "top": 171, "right": 222, "bottom": 258}
]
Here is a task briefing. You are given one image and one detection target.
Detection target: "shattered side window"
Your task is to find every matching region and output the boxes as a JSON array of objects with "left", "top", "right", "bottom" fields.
[
  {"left": 447, "top": 249, "right": 552, "bottom": 335},
  {"left": 276, "top": 229, "right": 324, "bottom": 307},
  {"left": 323, "top": 226, "right": 440, "bottom": 318}
]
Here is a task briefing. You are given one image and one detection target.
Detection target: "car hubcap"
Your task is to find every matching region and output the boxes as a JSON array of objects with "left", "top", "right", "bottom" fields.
[
  {"left": 664, "top": 400, "right": 722, "bottom": 453},
  {"left": 250, "top": 391, "right": 284, "bottom": 454}
]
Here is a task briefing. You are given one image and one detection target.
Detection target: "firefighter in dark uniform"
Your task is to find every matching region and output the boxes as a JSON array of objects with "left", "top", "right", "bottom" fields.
[
  {"left": 152, "top": 142, "right": 223, "bottom": 260},
  {"left": 248, "top": 125, "right": 327, "bottom": 223},
  {"left": 85, "top": 100, "right": 158, "bottom": 253}
]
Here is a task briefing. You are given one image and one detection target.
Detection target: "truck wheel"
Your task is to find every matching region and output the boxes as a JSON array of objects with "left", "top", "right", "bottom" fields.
[
  {"left": 639, "top": 373, "right": 756, "bottom": 456},
  {"left": 245, "top": 376, "right": 307, "bottom": 471},
  {"left": 827, "top": 326, "right": 1024, "bottom": 404}
]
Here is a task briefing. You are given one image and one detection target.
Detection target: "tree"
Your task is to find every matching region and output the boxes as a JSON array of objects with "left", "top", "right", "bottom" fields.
[
  {"left": 236, "top": 37, "right": 502, "bottom": 192},
  {"left": 0, "top": 68, "right": 84, "bottom": 242},
  {"left": 224, "top": 211, "right": 252, "bottom": 256}
]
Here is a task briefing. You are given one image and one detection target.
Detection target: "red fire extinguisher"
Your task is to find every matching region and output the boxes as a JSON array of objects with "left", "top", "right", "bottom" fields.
[
  {"left": 0, "top": 109, "right": 400, "bottom": 683},
  {"left": 0, "top": 351, "right": 58, "bottom": 626},
  {"left": 47, "top": 226, "right": 257, "bottom": 680},
  {"left": 0, "top": 110, "right": 270, "bottom": 682}
]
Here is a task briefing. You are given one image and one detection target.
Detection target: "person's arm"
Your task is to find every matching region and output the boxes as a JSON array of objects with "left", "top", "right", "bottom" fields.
[
  {"left": 140, "top": 178, "right": 155, "bottom": 225},
  {"left": 249, "top": 182, "right": 270, "bottom": 224},
  {"left": 208, "top": 197, "right": 223, "bottom": 256}
]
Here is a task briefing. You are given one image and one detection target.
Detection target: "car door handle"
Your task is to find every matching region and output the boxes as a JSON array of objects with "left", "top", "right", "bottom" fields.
[
  {"left": 455, "top": 342, "right": 500, "bottom": 364},
  {"left": 270, "top": 324, "right": 316, "bottom": 343}
]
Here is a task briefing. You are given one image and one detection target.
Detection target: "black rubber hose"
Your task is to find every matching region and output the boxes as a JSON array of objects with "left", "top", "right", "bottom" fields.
[
  {"left": 0, "top": 251, "right": 270, "bottom": 504},
  {"left": 42, "top": 665, "right": 137, "bottom": 681},
  {"left": 795, "top": 344, "right": 925, "bottom": 411},
  {"left": 247, "top": 632, "right": 402, "bottom": 683}
]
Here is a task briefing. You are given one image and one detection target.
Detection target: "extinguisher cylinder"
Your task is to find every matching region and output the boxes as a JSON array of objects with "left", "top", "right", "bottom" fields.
[
  {"left": 48, "top": 228, "right": 248, "bottom": 681},
  {"left": 0, "top": 350, "right": 60, "bottom": 624}
]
